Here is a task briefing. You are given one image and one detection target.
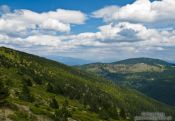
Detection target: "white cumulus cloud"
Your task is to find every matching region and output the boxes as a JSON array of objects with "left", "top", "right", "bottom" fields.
[
  {"left": 0, "top": 7, "right": 86, "bottom": 33},
  {"left": 92, "top": 0, "right": 175, "bottom": 23}
]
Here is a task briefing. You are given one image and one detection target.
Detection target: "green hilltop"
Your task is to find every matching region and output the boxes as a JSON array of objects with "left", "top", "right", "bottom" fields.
[
  {"left": 77, "top": 58, "right": 175, "bottom": 106},
  {"left": 0, "top": 47, "right": 174, "bottom": 121}
]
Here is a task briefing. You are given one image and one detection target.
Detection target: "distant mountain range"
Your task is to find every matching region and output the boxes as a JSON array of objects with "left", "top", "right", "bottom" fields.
[
  {"left": 77, "top": 57, "right": 175, "bottom": 106},
  {"left": 46, "top": 55, "right": 92, "bottom": 66},
  {"left": 113, "top": 57, "right": 173, "bottom": 66},
  {"left": 0, "top": 47, "right": 175, "bottom": 121}
]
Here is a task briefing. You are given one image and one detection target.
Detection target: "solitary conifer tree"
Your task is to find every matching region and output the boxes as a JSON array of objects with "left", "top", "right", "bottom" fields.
[
  {"left": 0, "top": 80, "right": 9, "bottom": 105},
  {"left": 50, "top": 97, "right": 59, "bottom": 109}
]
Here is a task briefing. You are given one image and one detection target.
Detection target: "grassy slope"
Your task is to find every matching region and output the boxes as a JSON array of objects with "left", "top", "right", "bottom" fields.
[{"left": 0, "top": 47, "right": 175, "bottom": 121}]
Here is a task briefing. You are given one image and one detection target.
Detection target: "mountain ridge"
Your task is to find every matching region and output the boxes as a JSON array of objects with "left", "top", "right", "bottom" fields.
[
  {"left": 77, "top": 57, "right": 175, "bottom": 106},
  {"left": 112, "top": 57, "right": 173, "bottom": 66},
  {"left": 81, "top": 57, "right": 173, "bottom": 66},
  {"left": 0, "top": 46, "right": 175, "bottom": 121},
  {"left": 46, "top": 55, "right": 92, "bottom": 66}
]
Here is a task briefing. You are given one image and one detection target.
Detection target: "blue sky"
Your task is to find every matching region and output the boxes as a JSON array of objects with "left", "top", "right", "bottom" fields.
[
  {"left": 0, "top": 0, "right": 135, "bottom": 12},
  {"left": 0, "top": 0, "right": 175, "bottom": 63}
]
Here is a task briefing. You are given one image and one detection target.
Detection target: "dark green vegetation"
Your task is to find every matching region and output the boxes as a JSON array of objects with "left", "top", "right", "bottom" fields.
[
  {"left": 78, "top": 58, "right": 175, "bottom": 106},
  {"left": 0, "top": 47, "right": 175, "bottom": 121},
  {"left": 0, "top": 80, "right": 9, "bottom": 105}
]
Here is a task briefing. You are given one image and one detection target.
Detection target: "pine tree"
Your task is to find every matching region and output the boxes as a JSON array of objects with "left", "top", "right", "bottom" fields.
[
  {"left": 54, "top": 99, "right": 71, "bottom": 121},
  {"left": 47, "top": 83, "right": 54, "bottom": 92},
  {"left": 19, "top": 82, "right": 34, "bottom": 102},
  {"left": 24, "top": 78, "right": 33, "bottom": 87},
  {"left": 0, "top": 80, "right": 9, "bottom": 106},
  {"left": 50, "top": 97, "right": 59, "bottom": 109},
  {"left": 120, "top": 108, "right": 126, "bottom": 119}
]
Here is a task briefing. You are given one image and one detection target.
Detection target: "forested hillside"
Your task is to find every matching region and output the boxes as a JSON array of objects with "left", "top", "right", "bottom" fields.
[
  {"left": 78, "top": 58, "right": 175, "bottom": 106},
  {"left": 0, "top": 47, "right": 174, "bottom": 121}
]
